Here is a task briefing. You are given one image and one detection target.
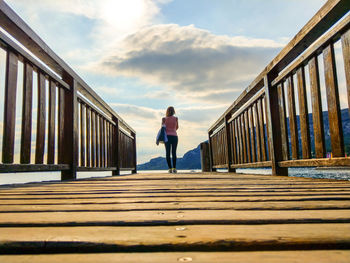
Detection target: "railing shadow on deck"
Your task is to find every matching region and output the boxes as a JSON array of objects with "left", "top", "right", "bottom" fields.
[
  {"left": 208, "top": 0, "right": 350, "bottom": 176},
  {"left": 0, "top": 1, "right": 137, "bottom": 180}
]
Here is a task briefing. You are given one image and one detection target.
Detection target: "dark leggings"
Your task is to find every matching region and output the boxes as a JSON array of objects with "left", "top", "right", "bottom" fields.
[{"left": 165, "top": 135, "right": 178, "bottom": 169}]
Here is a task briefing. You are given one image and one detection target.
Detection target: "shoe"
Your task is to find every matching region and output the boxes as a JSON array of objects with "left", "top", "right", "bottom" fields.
[
  {"left": 172, "top": 168, "right": 177, "bottom": 173},
  {"left": 168, "top": 169, "right": 173, "bottom": 173}
]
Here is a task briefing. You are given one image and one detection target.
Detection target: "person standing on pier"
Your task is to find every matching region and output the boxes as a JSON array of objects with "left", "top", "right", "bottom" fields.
[{"left": 162, "top": 106, "right": 179, "bottom": 173}]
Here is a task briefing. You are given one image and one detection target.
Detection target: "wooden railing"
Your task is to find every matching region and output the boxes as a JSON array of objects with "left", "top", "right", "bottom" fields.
[
  {"left": 0, "top": 1, "right": 136, "bottom": 179},
  {"left": 208, "top": 0, "right": 350, "bottom": 175}
]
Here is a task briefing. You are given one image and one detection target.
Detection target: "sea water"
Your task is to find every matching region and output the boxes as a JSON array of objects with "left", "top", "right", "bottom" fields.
[{"left": 0, "top": 168, "right": 349, "bottom": 186}]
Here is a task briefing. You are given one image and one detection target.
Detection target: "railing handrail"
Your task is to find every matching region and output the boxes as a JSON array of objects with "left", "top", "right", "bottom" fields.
[
  {"left": 0, "top": 0, "right": 135, "bottom": 134},
  {"left": 209, "top": 0, "right": 349, "bottom": 133}
]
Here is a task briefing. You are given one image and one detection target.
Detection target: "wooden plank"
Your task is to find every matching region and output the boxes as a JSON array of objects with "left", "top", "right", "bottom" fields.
[
  {"left": 342, "top": 28, "right": 350, "bottom": 114},
  {"left": 1, "top": 224, "right": 350, "bottom": 253},
  {"left": 86, "top": 107, "right": 91, "bottom": 167},
  {"left": 279, "top": 157, "right": 350, "bottom": 167},
  {"left": 253, "top": 102, "right": 261, "bottom": 162},
  {"left": 296, "top": 67, "right": 311, "bottom": 159},
  {"left": 248, "top": 108, "right": 256, "bottom": 163},
  {"left": 263, "top": 96, "right": 271, "bottom": 159},
  {"left": 237, "top": 116, "right": 244, "bottom": 163},
  {"left": 35, "top": 72, "right": 46, "bottom": 164},
  {"left": 286, "top": 76, "right": 299, "bottom": 159},
  {"left": 323, "top": 44, "right": 344, "bottom": 157},
  {"left": 244, "top": 111, "right": 251, "bottom": 163},
  {"left": 106, "top": 122, "right": 110, "bottom": 167},
  {"left": 20, "top": 62, "right": 33, "bottom": 164},
  {"left": 2, "top": 50, "right": 18, "bottom": 164},
  {"left": 308, "top": 56, "right": 326, "bottom": 158},
  {"left": 102, "top": 119, "right": 106, "bottom": 167},
  {"left": 47, "top": 80, "right": 56, "bottom": 164},
  {"left": 277, "top": 84, "right": 289, "bottom": 161},
  {"left": 233, "top": 119, "right": 239, "bottom": 164},
  {"left": 231, "top": 161, "right": 272, "bottom": 169},
  {"left": 96, "top": 114, "right": 100, "bottom": 167},
  {"left": 80, "top": 103, "right": 86, "bottom": 167},
  {"left": 0, "top": 164, "right": 69, "bottom": 173},
  {"left": 1, "top": 210, "right": 350, "bottom": 226},
  {"left": 58, "top": 87, "right": 65, "bottom": 164},
  {"left": 230, "top": 121, "right": 237, "bottom": 164},
  {"left": 1, "top": 251, "right": 350, "bottom": 263},
  {"left": 257, "top": 98, "right": 266, "bottom": 161},
  {"left": 91, "top": 111, "right": 96, "bottom": 167}
]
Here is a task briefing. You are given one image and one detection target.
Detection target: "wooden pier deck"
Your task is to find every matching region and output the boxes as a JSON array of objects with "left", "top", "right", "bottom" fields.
[{"left": 0, "top": 172, "right": 350, "bottom": 262}]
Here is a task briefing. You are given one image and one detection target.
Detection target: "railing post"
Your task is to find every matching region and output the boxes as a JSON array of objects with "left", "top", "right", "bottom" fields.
[
  {"left": 61, "top": 75, "right": 78, "bottom": 180},
  {"left": 208, "top": 131, "right": 216, "bottom": 172},
  {"left": 132, "top": 131, "right": 137, "bottom": 174},
  {"left": 264, "top": 74, "right": 288, "bottom": 176},
  {"left": 112, "top": 117, "right": 120, "bottom": 176},
  {"left": 225, "top": 114, "right": 235, "bottom": 173}
]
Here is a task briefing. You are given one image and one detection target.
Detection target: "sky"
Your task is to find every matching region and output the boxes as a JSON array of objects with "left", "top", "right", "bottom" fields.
[{"left": 5, "top": 0, "right": 329, "bottom": 164}]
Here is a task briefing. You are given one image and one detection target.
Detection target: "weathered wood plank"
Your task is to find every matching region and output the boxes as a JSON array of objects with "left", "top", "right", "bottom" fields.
[
  {"left": 1, "top": 251, "right": 350, "bottom": 263},
  {"left": 277, "top": 84, "right": 289, "bottom": 161},
  {"left": 342, "top": 28, "right": 350, "bottom": 114},
  {"left": 86, "top": 107, "right": 91, "bottom": 167},
  {"left": 91, "top": 111, "right": 96, "bottom": 167},
  {"left": 80, "top": 103, "right": 86, "bottom": 167},
  {"left": 286, "top": 76, "right": 299, "bottom": 159},
  {"left": 47, "top": 80, "right": 56, "bottom": 164},
  {"left": 2, "top": 50, "right": 18, "bottom": 164},
  {"left": 35, "top": 72, "right": 46, "bottom": 164},
  {"left": 1, "top": 224, "right": 350, "bottom": 253},
  {"left": 296, "top": 67, "right": 311, "bottom": 159},
  {"left": 323, "top": 44, "right": 344, "bottom": 157},
  {"left": 244, "top": 111, "right": 251, "bottom": 163},
  {"left": 248, "top": 107, "right": 256, "bottom": 163},
  {"left": 257, "top": 99, "right": 266, "bottom": 161},
  {"left": 308, "top": 56, "right": 326, "bottom": 158},
  {"left": 20, "top": 62, "right": 33, "bottom": 164},
  {"left": 0, "top": 210, "right": 349, "bottom": 226},
  {"left": 253, "top": 102, "right": 261, "bottom": 162},
  {"left": 58, "top": 87, "right": 65, "bottom": 164}
]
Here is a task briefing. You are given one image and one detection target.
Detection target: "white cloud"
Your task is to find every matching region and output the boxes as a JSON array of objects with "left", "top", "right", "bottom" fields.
[{"left": 93, "top": 24, "right": 283, "bottom": 104}]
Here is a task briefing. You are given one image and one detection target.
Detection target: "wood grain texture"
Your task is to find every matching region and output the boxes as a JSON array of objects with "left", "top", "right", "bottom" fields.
[
  {"left": 253, "top": 102, "right": 261, "bottom": 162},
  {"left": 341, "top": 28, "right": 350, "bottom": 115},
  {"left": 47, "top": 80, "right": 56, "bottom": 164},
  {"left": 257, "top": 99, "right": 266, "bottom": 161},
  {"left": 20, "top": 62, "right": 33, "bottom": 164},
  {"left": 2, "top": 51, "right": 18, "bottom": 164},
  {"left": 296, "top": 67, "right": 311, "bottom": 159},
  {"left": 308, "top": 56, "right": 325, "bottom": 158},
  {"left": 248, "top": 108, "right": 256, "bottom": 163},
  {"left": 323, "top": 44, "right": 344, "bottom": 157},
  {"left": 286, "top": 76, "right": 299, "bottom": 160},
  {"left": 80, "top": 104, "right": 86, "bottom": 167},
  {"left": 86, "top": 107, "right": 91, "bottom": 167},
  {"left": 35, "top": 72, "right": 46, "bottom": 164},
  {"left": 58, "top": 87, "right": 65, "bottom": 164},
  {"left": 277, "top": 84, "right": 289, "bottom": 161}
]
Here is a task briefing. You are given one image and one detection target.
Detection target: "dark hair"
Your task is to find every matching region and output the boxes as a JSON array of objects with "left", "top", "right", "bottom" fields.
[{"left": 166, "top": 106, "right": 175, "bottom": 117}]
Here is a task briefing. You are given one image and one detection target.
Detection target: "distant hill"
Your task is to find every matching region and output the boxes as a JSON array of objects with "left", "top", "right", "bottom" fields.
[
  {"left": 137, "top": 143, "right": 201, "bottom": 170},
  {"left": 138, "top": 109, "right": 349, "bottom": 170}
]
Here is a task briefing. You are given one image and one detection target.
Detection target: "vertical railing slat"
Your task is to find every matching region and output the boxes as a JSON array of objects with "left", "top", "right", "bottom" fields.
[
  {"left": 80, "top": 103, "right": 86, "bottom": 167},
  {"left": 99, "top": 117, "right": 103, "bottom": 167},
  {"left": 95, "top": 113, "right": 100, "bottom": 167},
  {"left": 248, "top": 107, "right": 256, "bottom": 163},
  {"left": 58, "top": 87, "right": 65, "bottom": 164},
  {"left": 286, "top": 76, "right": 299, "bottom": 160},
  {"left": 102, "top": 119, "right": 106, "bottom": 167},
  {"left": 2, "top": 51, "right": 18, "bottom": 164},
  {"left": 277, "top": 83, "right": 289, "bottom": 161},
  {"left": 47, "top": 80, "right": 56, "bottom": 164},
  {"left": 257, "top": 98, "right": 267, "bottom": 161},
  {"left": 323, "top": 44, "right": 344, "bottom": 157},
  {"left": 234, "top": 119, "right": 239, "bottom": 164},
  {"left": 86, "top": 107, "right": 91, "bottom": 167},
  {"left": 91, "top": 111, "right": 96, "bottom": 167},
  {"left": 238, "top": 116, "right": 244, "bottom": 164},
  {"left": 308, "top": 56, "right": 326, "bottom": 158},
  {"left": 35, "top": 72, "right": 46, "bottom": 164},
  {"left": 20, "top": 62, "right": 33, "bottom": 164},
  {"left": 296, "top": 67, "right": 311, "bottom": 159},
  {"left": 244, "top": 111, "right": 251, "bottom": 163},
  {"left": 341, "top": 28, "right": 350, "bottom": 115},
  {"left": 253, "top": 102, "right": 261, "bottom": 162}
]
